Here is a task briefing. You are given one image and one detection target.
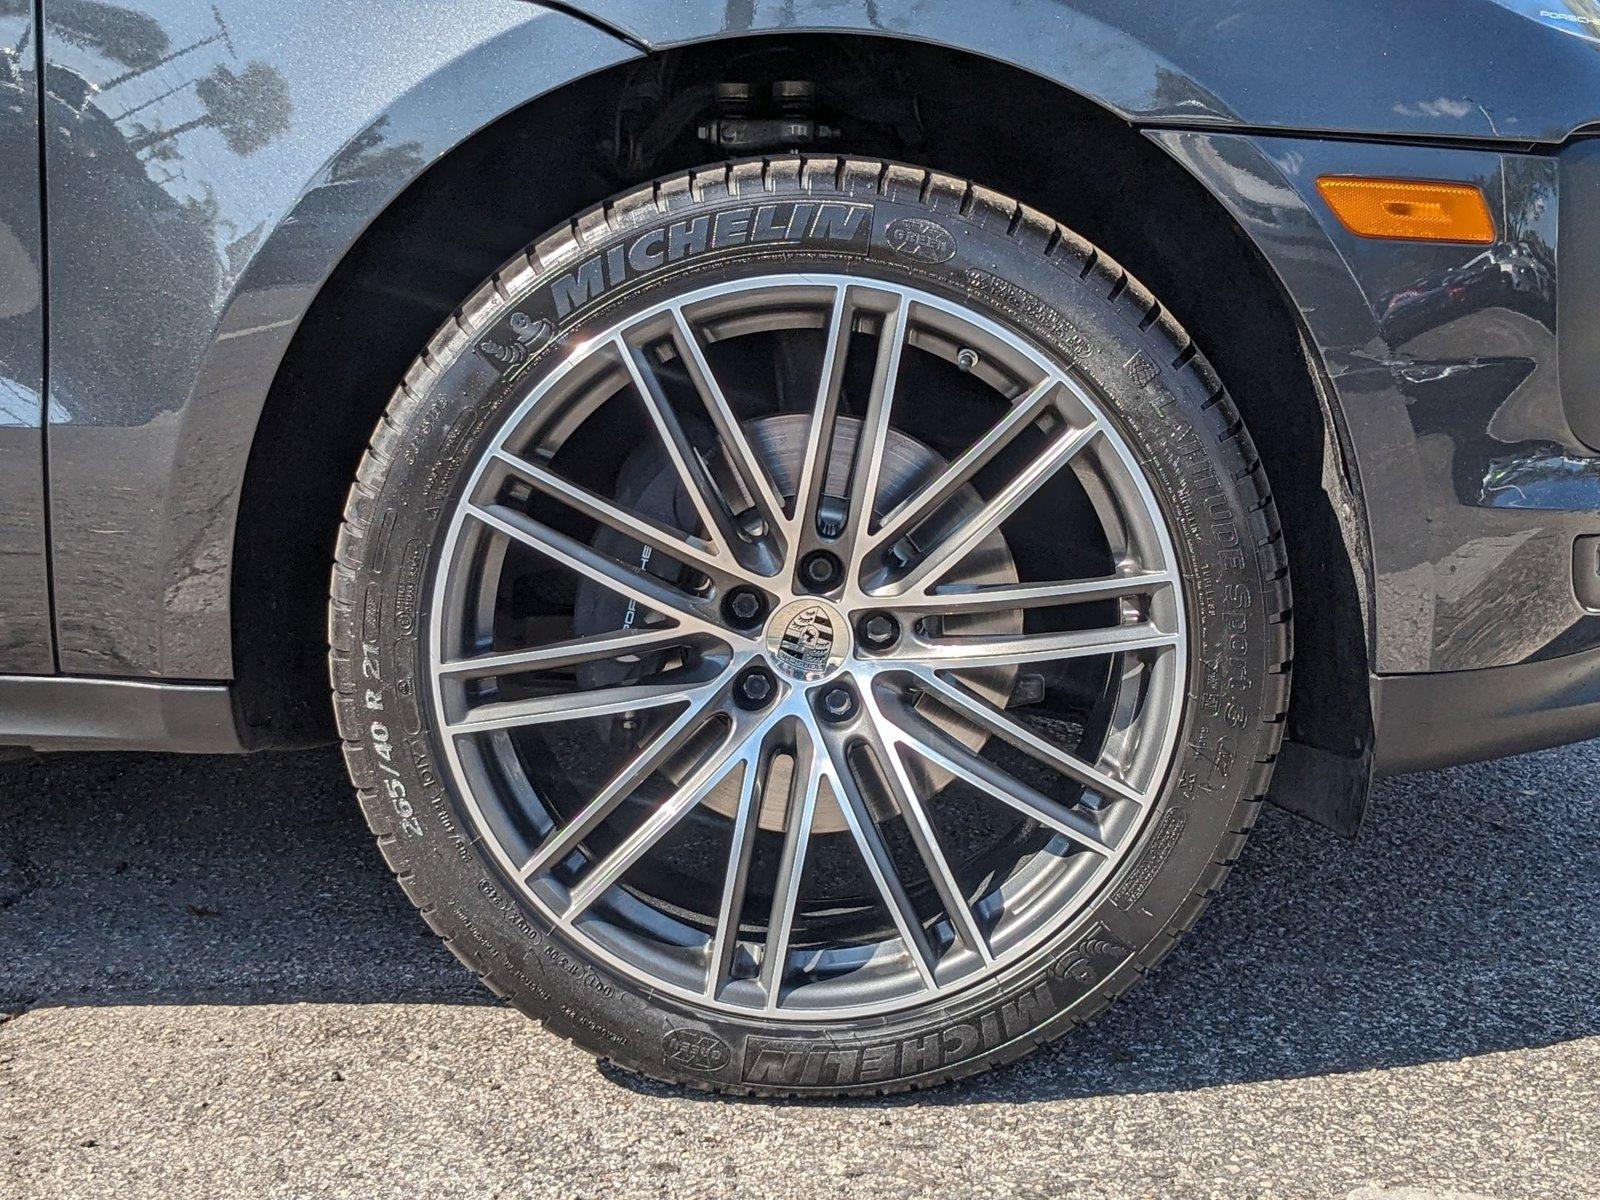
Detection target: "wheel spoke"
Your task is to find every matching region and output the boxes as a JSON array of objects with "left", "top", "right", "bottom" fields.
[
  {"left": 759, "top": 737, "right": 824, "bottom": 1009},
  {"left": 438, "top": 626, "right": 696, "bottom": 680},
  {"left": 786, "top": 286, "right": 852, "bottom": 562},
  {"left": 891, "top": 616, "right": 1179, "bottom": 670},
  {"left": 882, "top": 697, "right": 1114, "bottom": 854},
  {"left": 858, "top": 695, "right": 994, "bottom": 964},
  {"left": 815, "top": 714, "right": 940, "bottom": 988},
  {"left": 901, "top": 666, "right": 1149, "bottom": 807},
  {"left": 446, "top": 678, "right": 693, "bottom": 735},
  {"left": 892, "top": 420, "right": 1101, "bottom": 595},
  {"left": 491, "top": 448, "right": 748, "bottom": 585},
  {"left": 706, "top": 742, "right": 766, "bottom": 999},
  {"left": 519, "top": 687, "right": 724, "bottom": 878},
  {"left": 666, "top": 307, "right": 789, "bottom": 556},
  {"left": 886, "top": 571, "right": 1174, "bottom": 617},
  {"left": 565, "top": 725, "right": 757, "bottom": 918},
  {"left": 840, "top": 294, "right": 909, "bottom": 565},
  {"left": 865, "top": 377, "right": 1057, "bottom": 560},
  {"left": 616, "top": 333, "right": 747, "bottom": 562},
  {"left": 465, "top": 502, "right": 723, "bottom": 634}
]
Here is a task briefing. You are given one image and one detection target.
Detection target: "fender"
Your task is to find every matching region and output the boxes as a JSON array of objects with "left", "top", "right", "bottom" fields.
[
  {"left": 1153, "top": 129, "right": 1586, "bottom": 676},
  {"left": 43, "top": 0, "right": 639, "bottom": 677},
  {"left": 562, "top": 0, "right": 1600, "bottom": 143},
  {"left": 560, "top": 0, "right": 1596, "bottom": 676}
]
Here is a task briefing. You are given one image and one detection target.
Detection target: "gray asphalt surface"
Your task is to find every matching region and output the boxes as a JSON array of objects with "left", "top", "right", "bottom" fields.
[{"left": 0, "top": 742, "right": 1595, "bottom": 1200}]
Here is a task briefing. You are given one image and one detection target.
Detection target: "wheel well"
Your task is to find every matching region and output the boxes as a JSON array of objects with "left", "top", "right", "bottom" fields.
[{"left": 234, "top": 33, "right": 1373, "bottom": 825}]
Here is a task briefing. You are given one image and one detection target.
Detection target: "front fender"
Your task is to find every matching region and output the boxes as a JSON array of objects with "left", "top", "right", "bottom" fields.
[
  {"left": 556, "top": 0, "right": 1598, "bottom": 676},
  {"left": 1150, "top": 130, "right": 1594, "bottom": 677},
  {"left": 44, "top": 0, "right": 638, "bottom": 676}
]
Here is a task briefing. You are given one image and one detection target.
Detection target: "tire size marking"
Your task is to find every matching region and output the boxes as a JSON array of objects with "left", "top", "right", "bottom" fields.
[{"left": 368, "top": 718, "right": 423, "bottom": 837}]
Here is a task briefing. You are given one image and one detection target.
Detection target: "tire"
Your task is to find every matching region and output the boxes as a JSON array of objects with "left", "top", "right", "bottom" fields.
[{"left": 330, "top": 156, "right": 1291, "bottom": 1096}]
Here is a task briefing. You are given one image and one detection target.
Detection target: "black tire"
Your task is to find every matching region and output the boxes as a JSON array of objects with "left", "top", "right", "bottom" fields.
[{"left": 330, "top": 157, "right": 1291, "bottom": 1096}]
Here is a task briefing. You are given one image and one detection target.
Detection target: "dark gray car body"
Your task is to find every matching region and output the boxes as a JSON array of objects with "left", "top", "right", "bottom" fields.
[{"left": 5, "top": 0, "right": 1600, "bottom": 826}]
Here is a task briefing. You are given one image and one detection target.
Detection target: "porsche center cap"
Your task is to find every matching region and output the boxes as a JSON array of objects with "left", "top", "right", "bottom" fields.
[{"left": 765, "top": 599, "right": 850, "bottom": 682}]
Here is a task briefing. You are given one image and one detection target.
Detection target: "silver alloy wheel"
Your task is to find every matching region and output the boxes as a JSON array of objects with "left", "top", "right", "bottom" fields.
[{"left": 428, "top": 274, "right": 1187, "bottom": 1020}]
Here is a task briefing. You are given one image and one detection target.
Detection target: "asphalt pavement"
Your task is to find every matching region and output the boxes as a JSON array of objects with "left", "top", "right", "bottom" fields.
[{"left": 1, "top": 742, "right": 1595, "bottom": 1199}]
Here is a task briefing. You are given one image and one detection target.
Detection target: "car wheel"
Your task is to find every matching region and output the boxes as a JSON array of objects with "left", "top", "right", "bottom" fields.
[{"left": 330, "top": 157, "right": 1291, "bottom": 1096}]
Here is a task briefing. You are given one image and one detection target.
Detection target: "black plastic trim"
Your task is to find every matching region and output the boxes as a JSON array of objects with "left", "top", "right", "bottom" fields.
[
  {"left": 1371, "top": 649, "right": 1600, "bottom": 776},
  {"left": 1266, "top": 741, "right": 1372, "bottom": 838},
  {"left": 0, "top": 675, "right": 246, "bottom": 753}
]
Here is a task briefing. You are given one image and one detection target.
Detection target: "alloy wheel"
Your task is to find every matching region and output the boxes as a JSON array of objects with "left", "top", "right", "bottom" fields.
[{"left": 428, "top": 274, "right": 1187, "bottom": 1020}]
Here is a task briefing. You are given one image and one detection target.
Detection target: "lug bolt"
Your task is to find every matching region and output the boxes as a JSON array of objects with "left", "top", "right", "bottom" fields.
[
  {"left": 723, "top": 586, "right": 766, "bottom": 627},
  {"left": 858, "top": 612, "right": 900, "bottom": 651},
  {"left": 800, "top": 550, "right": 842, "bottom": 591},
  {"left": 819, "top": 685, "right": 856, "bottom": 722},
  {"left": 736, "top": 667, "right": 776, "bottom": 709}
]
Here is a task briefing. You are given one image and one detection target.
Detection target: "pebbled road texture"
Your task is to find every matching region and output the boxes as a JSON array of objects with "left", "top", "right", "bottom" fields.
[{"left": 0, "top": 742, "right": 1595, "bottom": 1199}]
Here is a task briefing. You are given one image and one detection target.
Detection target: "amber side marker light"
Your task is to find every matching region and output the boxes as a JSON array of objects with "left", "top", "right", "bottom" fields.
[{"left": 1316, "top": 176, "right": 1495, "bottom": 244}]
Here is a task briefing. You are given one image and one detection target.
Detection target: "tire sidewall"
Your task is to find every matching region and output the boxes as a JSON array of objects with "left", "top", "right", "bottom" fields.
[{"left": 339, "top": 159, "right": 1281, "bottom": 1094}]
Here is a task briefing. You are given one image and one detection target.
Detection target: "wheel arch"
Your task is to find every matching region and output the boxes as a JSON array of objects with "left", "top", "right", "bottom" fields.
[{"left": 232, "top": 31, "right": 1375, "bottom": 830}]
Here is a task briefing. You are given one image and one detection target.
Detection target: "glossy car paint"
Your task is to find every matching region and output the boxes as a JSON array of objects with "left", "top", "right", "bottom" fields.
[
  {"left": 38, "top": 0, "right": 636, "bottom": 676},
  {"left": 1155, "top": 131, "right": 1596, "bottom": 672},
  {"left": 0, "top": 2, "right": 50, "bottom": 673},
  {"left": 6, "top": 0, "right": 1600, "bottom": 770},
  {"left": 556, "top": 0, "right": 1600, "bottom": 675}
]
